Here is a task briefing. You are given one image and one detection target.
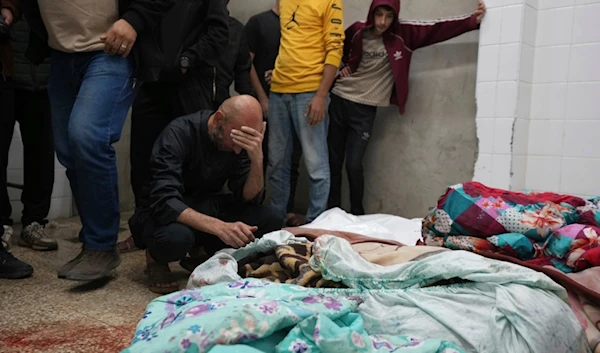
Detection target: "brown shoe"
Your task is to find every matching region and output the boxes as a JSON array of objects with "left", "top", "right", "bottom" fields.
[
  {"left": 19, "top": 222, "right": 58, "bottom": 251},
  {"left": 59, "top": 247, "right": 121, "bottom": 281}
]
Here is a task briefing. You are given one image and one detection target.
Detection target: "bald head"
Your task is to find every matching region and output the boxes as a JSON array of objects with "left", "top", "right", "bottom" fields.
[
  {"left": 220, "top": 95, "right": 263, "bottom": 131},
  {"left": 209, "top": 95, "right": 265, "bottom": 153}
]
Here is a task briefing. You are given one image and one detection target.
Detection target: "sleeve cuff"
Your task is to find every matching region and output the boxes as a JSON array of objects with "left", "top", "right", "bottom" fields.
[
  {"left": 325, "top": 51, "right": 343, "bottom": 68},
  {"left": 121, "top": 10, "right": 146, "bottom": 35},
  {"left": 469, "top": 14, "right": 481, "bottom": 30},
  {"left": 155, "top": 198, "right": 189, "bottom": 225}
]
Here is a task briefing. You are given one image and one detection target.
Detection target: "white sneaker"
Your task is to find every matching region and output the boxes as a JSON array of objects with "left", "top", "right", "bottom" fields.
[{"left": 2, "top": 225, "right": 13, "bottom": 250}]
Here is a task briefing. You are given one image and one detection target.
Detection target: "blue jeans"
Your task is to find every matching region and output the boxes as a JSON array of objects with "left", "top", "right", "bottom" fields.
[
  {"left": 48, "top": 51, "right": 135, "bottom": 251},
  {"left": 267, "top": 92, "right": 330, "bottom": 222}
]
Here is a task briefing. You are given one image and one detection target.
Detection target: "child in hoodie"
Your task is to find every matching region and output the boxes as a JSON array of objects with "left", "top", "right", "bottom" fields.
[{"left": 328, "top": 0, "right": 486, "bottom": 216}]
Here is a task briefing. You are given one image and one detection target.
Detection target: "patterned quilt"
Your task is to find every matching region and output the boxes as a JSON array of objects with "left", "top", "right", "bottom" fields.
[
  {"left": 122, "top": 232, "right": 589, "bottom": 353},
  {"left": 421, "top": 182, "right": 600, "bottom": 273}
]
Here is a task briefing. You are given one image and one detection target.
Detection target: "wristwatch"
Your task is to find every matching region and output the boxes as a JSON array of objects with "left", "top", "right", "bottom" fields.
[{"left": 180, "top": 56, "right": 190, "bottom": 69}]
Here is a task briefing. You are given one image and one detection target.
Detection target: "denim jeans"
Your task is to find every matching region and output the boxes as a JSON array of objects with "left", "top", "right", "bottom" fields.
[
  {"left": 267, "top": 92, "right": 330, "bottom": 222},
  {"left": 48, "top": 51, "right": 135, "bottom": 251}
]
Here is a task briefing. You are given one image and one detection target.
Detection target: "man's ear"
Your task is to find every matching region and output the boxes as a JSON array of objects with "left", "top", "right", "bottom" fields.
[{"left": 214, "top": 109, "right": 225, "bottom": 124}]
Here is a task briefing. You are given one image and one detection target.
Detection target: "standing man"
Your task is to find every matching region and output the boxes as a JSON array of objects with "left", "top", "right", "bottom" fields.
[
  {"left": 213, "top": 0, "right": 253, "bottom": 108},
  {"left": 129, "top": 0, "right": 228, "bottom": 208},
  {"left": 0, "top": 0, "right": 34, "bottom": 279},
  {"left": 328, "top": 0, "right": 486, "bottom": 216},
  {"left": 18, "top": 0, "right": 174, "bottom": 281},
  {"left": 245, "top": 0, "right": 305, "bottom": 226},
  {"left": 0, "top": 15, "right": 56, "bottom": 252},
  {"left": 267, "top": 0, "right": 344, "bottom": 223}
]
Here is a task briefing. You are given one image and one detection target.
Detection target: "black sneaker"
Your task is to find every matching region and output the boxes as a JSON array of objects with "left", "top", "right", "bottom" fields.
[
  {"left": 60, "top": 247, "right": 121, "bottom": 281},
  {"left": 0, "top": 246, "right": 34, "bottom": 279}
]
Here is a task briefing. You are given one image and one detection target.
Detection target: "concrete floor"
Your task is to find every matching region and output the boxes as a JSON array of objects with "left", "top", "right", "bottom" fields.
[{"left": 0, "top": 215, "right": 185, "bottom": 353}]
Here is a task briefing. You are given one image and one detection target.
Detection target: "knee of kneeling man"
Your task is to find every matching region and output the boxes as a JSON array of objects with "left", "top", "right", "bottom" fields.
[{"left": 150, "top": 230, "right": 194, "bottom": 262}]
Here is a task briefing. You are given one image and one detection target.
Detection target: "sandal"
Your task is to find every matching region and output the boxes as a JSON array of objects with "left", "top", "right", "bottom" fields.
[
  {"left": 286, "top": 213, "right": 307, "bottom": 227},
  {"left": 145, "top": 262, "right": 180, "bottom": 295},
  {"left": 117, "top": 236, "right": 139, "bottom": 253}
]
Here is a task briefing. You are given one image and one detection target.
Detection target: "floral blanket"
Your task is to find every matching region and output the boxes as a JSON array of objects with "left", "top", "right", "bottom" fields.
[
  {"left": 123, "top": 232, "right": 589, "bottom": 353},
  {"left": 421, "top": 182, "right": 600, "bottom": 273}
]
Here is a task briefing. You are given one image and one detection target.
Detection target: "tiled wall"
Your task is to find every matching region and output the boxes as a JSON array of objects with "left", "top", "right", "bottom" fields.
[
  {"left": 474, "top": 0, "right": 524, "bottom": 189},
  {"left": 475, "top": 0, "right": 600, "bottom": 198},
  {"left": 7, "top": 123, "right": 72, "bottom": 221}
]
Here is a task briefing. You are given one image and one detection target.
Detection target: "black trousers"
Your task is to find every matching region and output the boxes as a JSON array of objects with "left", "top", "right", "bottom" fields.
[
  {"left": 129, "top": 194, "right": 283, "bottom": 264},
  {"left": 130, "top": 75, "right": 214, "bottom": 206},
  {"left": 0, "top": 86, "right": 55, "bottom": 226},
  {"left": 327, "top": 94, "right": 377, "bottom": 216},
  {"left": 262, "top": 122, "right": 302, "bottom": 213}
]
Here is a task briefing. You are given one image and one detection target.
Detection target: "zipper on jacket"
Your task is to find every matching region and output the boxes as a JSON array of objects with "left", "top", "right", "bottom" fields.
[{"left": 212, "top": 66, "right": 216, "bottom": 102}]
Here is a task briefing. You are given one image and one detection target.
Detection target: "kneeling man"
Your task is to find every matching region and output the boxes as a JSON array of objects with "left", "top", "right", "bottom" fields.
[{"left": 130, "top": 95, "right": 283, "bottom": 294}]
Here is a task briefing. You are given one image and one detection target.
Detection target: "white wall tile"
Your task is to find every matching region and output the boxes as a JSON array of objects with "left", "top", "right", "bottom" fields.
[
  {"left": 519, "top": 44, "right": 535, "bottom": 83},
  {"left": 487, "top": 0, "right": 505, "bottom": 7},
  {"left": 526, "top": 156, "right": 561, "bottom": 192},
  {"left": 498, "top": 44, "right": 521, "bottom": 81},
  {"left": 477, "top": 45, "right": 500, "bottom": 82},
  {"left": 575, "top": 0, "right": 600, "bottom": 5},
  {"left": 527, "top": 120, "right": 565, "bottom": 155},
  {"left": 569, "top": 44, "right": 600, "bottom": 82},
  {"left": 536, "top": 7, "right": 574, "bottom": 46},
  {"left": 12, "top": 124, "right": 20, "bottom": 140},
  {"left": 9, "top": 201, "right": 24, "bottom": 223},
  {"left": 538, "top": 0, "right": 575, "bottom": 8},
  {"left": 511, "top": 155, "right": 528, "bottom": 190},
  {"left": 494, "top": 118, "right": 515, "bottom": 154},
  {"left": 7, "top": 141, "right": 23, "bottom": 170},
  {"left": 48, "top": 197, "right": 72, "bottom": 220},
  {"left": 572, "top": 4, "right": 600, "bottom": 44},
  {"left": 523, "top": 5, "right": 538, "bottom": 46},
  {"left": 518, "top": 82, "right": 532, "bottom": 119},
  {"left": 512, "top": 118, "right": 530, "bottom": 155},
  {"left": 474, "top": 153, "right": 494, "bottom": 185},
  {"left": 477, "top": 118, "right": 495, "bottom": 154},
  {"left": 54, "top": 155, "right": 63, "bottom": 169},
  {"left": 562, "top": 121, "right": 600, "bottom": 158},
  {"left": 501, "top": 5, "right": 524, "bottom": 43},
  {"left": 480, "top": 7, "right": 503, "bottom": 45},
  {"left": 526, "top": 0, "right": 539, "bottom": 8},
  {"left": 6, "top": 169, "right": 22, "bottom": 202},
  {"left": 530, "top": 83, "right": 568, "bottom": 119},
  {"left": 476, "top": 82, "right": 497, "bottom": 118},
  {"left": 566, "top": 83, "right": 600, "bottom": 120},
  {"left": 505, "top": 0, "right": 525, "bottom": 4},
  {"left": 51, "top": 169, "right": 72, "bottom": 198},
  {"left": 495, "top": 81, "right": 519, "bottom": 117},
  {"left": 532, "top": 45, "right": 570, "bottom": 83},
  {"left": 561, "top": 157, "right": 600, "bottom": 195},
  {"left": 492, "top": 154, "right": 512, "bottom": 189}
]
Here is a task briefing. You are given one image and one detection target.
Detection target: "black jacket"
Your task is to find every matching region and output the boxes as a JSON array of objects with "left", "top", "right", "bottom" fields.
[
  {"left": 214, "top": 16, "right": 253, "bottom": 108},
  {"left": 10, "top": 19, "right": 50, "bottom": 91},
  {"left": 143, "top": 110, "right": 263, "bottom": 226}
]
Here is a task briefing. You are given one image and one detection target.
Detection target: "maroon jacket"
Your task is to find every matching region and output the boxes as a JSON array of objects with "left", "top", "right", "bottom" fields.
[{"left": 343, "top": 0, "right": 480, "bottom": 114}]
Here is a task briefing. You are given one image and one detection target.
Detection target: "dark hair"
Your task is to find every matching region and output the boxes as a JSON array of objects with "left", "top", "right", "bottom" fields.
[{"left": 374, "top": 5, "right": 394, "bottom": 14}]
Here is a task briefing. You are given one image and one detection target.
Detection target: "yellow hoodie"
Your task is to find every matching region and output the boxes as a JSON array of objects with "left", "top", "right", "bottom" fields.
[{"left": 271, "top": 0, "right": 345, "bottom": 94}]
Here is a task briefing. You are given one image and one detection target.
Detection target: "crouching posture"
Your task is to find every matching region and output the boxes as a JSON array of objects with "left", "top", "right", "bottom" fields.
[{"left": 129, "top": 95, "right": 283, "bottom": 294}]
